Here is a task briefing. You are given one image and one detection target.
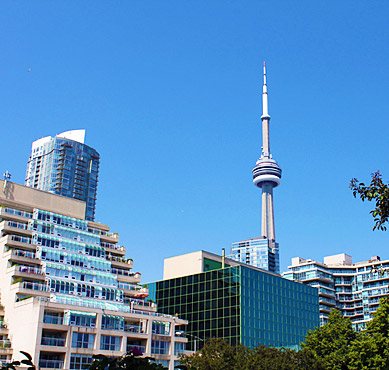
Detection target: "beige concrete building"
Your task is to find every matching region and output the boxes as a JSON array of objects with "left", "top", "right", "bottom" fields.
[{"left": 0, "top": 179, "right": 187, "bottom": 370}]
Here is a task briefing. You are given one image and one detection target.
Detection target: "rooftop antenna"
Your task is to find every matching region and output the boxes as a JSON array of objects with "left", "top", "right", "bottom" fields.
[{"left": 3, "top": 170, "right": 11, "bottom": 191}]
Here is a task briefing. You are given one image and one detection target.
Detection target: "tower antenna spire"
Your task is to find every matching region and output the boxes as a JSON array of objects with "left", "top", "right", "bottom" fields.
[{"left": 252, "top": 63, "right": 282, "bottom": 243}]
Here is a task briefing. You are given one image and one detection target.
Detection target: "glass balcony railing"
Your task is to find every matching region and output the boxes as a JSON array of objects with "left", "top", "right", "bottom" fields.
[
  {"left": 124, "top": 324, "right": 143, "bottom": 333},
  {"left": 101, "top": 241, "right": 125, "bottom": 252},
  {"left": 3, "top": 207, "right": 32, "bottom": 219},
  {"left": 41, "top": 337, "right": 66, "bottom": 346},
  {"left": 9, "top": 235, "right": 33, "bottom": 245},
  {"left": 127, "top": 344, "right": 146, "bottom": 354},
  {"left": 39, "top": 359, "right": 64, "bottom": 369},
  {"left": 16, "top": 266, "right": 44, "bottom": 275},
  {"left": 43, "top": 315, "right": 64, "bottom": 325},
  {"left": 11, "top": 250, "right": 36, "bottom": 259},
  {"left": 20, "top": 282, "right": 48, "bottom": 292},
  {"left": 0, "top": 340, "right": 11, "bottom": 348},
  {"left": 4, "top": 221, "right": 28, "bottom": 230}
]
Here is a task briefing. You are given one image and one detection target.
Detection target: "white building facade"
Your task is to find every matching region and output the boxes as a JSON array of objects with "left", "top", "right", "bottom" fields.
[
  {"left": 283, "top": 253, "right": 389, "bottom": 330},
  {"left": 0, "top": 179, "right": 187, "bottom": 370}
]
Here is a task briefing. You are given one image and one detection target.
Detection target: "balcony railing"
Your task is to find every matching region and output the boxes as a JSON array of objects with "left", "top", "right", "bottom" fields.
[
  {"left": 3, "top": 208, "right": 32, "bottom": 219},
  {"left": 0, "top": 340, "right": 11, "bottom": 348},
  {"left": 11, "top": 250, "right": 36, "bottom": 259},
  {"left": 16, "top": 266, "right": 44, "bottom": 275},
  {"left": 101, "top": 241, "right": 125, "bottom": 252},
  {"left": 9, "top": 235, "right": 33, "bottom": 245},
  {"left": 48, "top": 296, "right": 173, "bottom": 319},
  {"left": 43, "top": 315, "right": 64, "bottom": 325},
  {"left": 41, "top": 337, "right": 65, "bottom": 347},
  {"left": 127, "top": 344, "right": 146, "bottom": 354},
  {"left": 107, "top": 256, "right": 129, "bottom": 264},
  {"left": 4, "top": 221, "right": 28, "bottom": 230},
  {"left": 39, "top": 359, "right": 64, "bottom": 369},
  {"left": 0, "top": 321, "right": 7, "bottom": 329},
  {"left": 21, "top": 281, "right": 48, "bottom": 292},
  {"left": 124, "top": 324, "right": 143, "bottom": 333}
]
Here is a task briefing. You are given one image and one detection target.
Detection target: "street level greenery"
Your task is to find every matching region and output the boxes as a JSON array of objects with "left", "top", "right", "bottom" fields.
[
  {"left": 179, "top": 296, "right": 389, "bottom": 370},
  {"left": 2, "top": 297, "right": 389, "bottom": 370}
]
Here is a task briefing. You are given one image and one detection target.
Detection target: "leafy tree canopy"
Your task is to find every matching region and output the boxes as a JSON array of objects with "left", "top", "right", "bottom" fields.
[
  {"left": 350, "top": 171, "right": 389, "bottom": 230},
  {"left": 302, "top": 308, "right": 356, "bottom": 370}
]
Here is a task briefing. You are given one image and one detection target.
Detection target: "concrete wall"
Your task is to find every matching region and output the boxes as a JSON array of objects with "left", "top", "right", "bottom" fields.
[{"left": 0, "top": 180, "right": 86, "bottom": 219}]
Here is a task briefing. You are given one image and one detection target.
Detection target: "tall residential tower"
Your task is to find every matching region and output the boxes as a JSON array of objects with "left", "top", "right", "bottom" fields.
[
  {"left": 231, "top": 64, "right": 282, "bottom": 273},
  {"left": 25, "top": 130, "right": 99, "bottom": 221}
]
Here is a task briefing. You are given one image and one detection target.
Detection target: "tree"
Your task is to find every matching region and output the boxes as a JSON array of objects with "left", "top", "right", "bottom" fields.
[
  {"left": 347, "top": 296, "right": 389, "bottom": 370},
  {"left": 350, "top": 171, "right": 389, "bottom": 230},
  {"left": 89, "top": 349, "right": 167, "bottom": 370},
  {"left": 302, "top": 308, "right": 356, "bottom": 370},
  {"left": 178, "top": 338, "right": 324, "bottom": 370}
]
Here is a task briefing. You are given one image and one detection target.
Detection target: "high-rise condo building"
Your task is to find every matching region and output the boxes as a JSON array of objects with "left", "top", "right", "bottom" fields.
[
  {"left": 230, "top": 64, "right": 282, "bottom": 273},
  {"left": 283, "top": 253, "right": 389, "bottom": 330},
  {"left": 149, "top": 251, "right": 319, "bottom": 351},
  {"left": 25, "top": 130, "right": 99, "bottom": 221},
  {"left": 0, "top": 179, "right": 187, "bottom": 370}
]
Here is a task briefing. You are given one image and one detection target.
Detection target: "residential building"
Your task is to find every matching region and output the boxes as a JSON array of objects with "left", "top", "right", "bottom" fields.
[
  {"left": 25, "top": 130, "right": 99, "bottom": 221},
  {"left": 230, "top": 64, "right": 281, "bottom": 273},
  {"left": 230, "top": 237, "right": 279, "bottom": 273},
  {"left": 149, "top": 251, "right": 319, "bottom": 351},
  {"left": 0, "top": 179, "right": 187, "bottom": 370},
  {"left": 283, "top": 253, "right": 389, "bottom": 330}
]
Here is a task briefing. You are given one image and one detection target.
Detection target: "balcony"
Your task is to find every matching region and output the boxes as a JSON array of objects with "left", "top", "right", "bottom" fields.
[
  {"left": 113, "top": 270, "right": 141, "bottom": 284},
  {"left": 107, "top": 256, "right": 133, "bottom": 269},
  {"left": 12, "top": 266, "right": 45, "bottom": 280},
  {"left": 0, "top": 207, "right": 32, "bottom": 222},
  {"left": 124, "top": 324, "right": 144, "bottom": 334},
  {"left": 0, "top": 339, "right": 12, "bottom": 354},
  {"left": 43, "top": 315, "right": 64, "bottom": 326},
  {"left": 118, "top": 283, "right": 149, "bottom": 298},
  {"left": 126, "top": 344, "right": 147, "bottom": 354},
  {"left": 41, "top": 337, "right": 66, "bottom": 347},
  {"left": 7, "top": 249, "right": 40, "bottom": 265},
  {"left": 12, "top": 281, "right": 50, "bottom": 298},
  {"left": 2, "top": 235, "right": 36, "bottom": 251},
  {"left": 39, "top": 359, "right": 64, "bottom": 369},
  {"left": 0, "top": 220, "right": 32, "bottom": 237},
  {"left": 101, "top": 241, "right": 125, "bottom": 256}
]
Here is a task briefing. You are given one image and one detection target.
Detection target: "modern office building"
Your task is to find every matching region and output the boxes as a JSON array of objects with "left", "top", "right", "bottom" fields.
[
  {"left": 229, "top": 64, "right": 282, "bottom": 274},
  {"left": 283, "top": 253, "right": 389, "bottom": 330},
  {"left": 0, "top": 179, "right": 187, "bottom": 370},
  {"left": 149, "top": 251, "right": 319, "bottom": 351},
  {"left": 25, "top": 130, "right": 99, "bottom": 221}
]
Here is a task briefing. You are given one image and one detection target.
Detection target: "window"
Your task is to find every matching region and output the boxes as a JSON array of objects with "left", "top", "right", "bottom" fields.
[
  {"left": 70, "top": 354, "right": 93, "bottom": 370},
  {"left": 71, "top": 333, "right": 94, "bottom": 349},
  {"left": 151, "top": 340, "right": 169, "bottom": 355},
  {"left": 100, "top": 335, "right": 121, "bottom": 351}
]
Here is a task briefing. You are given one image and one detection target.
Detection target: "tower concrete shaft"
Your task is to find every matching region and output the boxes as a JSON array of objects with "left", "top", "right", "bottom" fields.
[{"left": 252, "top": 63, "right": 282, "bottom": 241}]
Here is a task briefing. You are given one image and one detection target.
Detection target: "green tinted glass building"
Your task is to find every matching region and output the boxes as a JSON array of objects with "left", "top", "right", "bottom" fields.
[{"left": 148, "top": 251, "right": 319, "bottom": 351}]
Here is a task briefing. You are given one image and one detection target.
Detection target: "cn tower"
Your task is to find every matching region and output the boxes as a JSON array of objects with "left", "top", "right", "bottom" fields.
[
  {"left": 252, "top": 63, "right": 282, "bottom": 241},
  {"left": 230, "top": 63, "right": 281, "bottom": 273}
]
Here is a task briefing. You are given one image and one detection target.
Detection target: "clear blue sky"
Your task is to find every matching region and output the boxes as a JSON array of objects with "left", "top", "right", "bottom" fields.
[{"left": 1, "top": 1, "right": 389, "bottom": 283}]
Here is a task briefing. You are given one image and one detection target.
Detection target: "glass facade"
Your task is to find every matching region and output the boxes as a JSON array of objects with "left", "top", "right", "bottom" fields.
[
  {"left": 25, "top": 131, "right": 100, "bottom": 221},
  {"left": 283, "top": 255, "right": 389, "bottom": 330},
  {"left": 230, "top": 238, "right": 279, "bottom": 274},
  {"left": 149, "top": 265, "right": 319, "bottom": 350}
]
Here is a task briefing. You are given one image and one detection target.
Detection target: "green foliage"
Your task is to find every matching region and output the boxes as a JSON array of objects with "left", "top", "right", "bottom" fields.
[
  {"left": 302, "top": 308, "right": 356, "bottom": 370},
  {"left": 178, "top": 338, "right": 324, "bottom": 370},
  {"left": 89, "top": 350, "right": 167, "bottom": 370},
  {"left": 347, "top": 296, "right": 389, "bottom": 369},
  {"left": 1, "top": 351, "right": 35, "bottom": 370},
  {"left": 350, "top": 171, "right": 389, "bottom": 230}
]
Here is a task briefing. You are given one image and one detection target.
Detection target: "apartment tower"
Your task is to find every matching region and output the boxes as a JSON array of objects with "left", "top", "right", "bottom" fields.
[{"left": 25, "top": 130, "right": 99, "bottom": 221}]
